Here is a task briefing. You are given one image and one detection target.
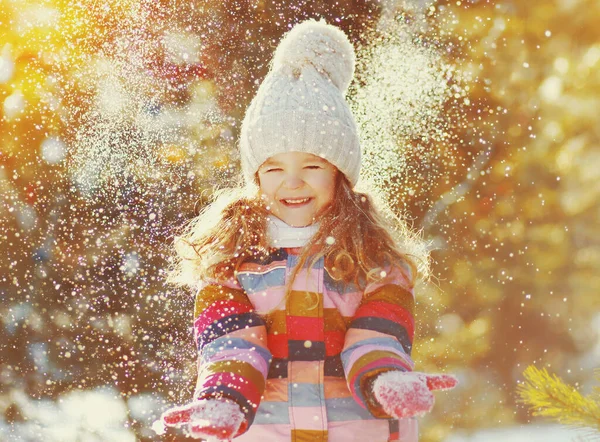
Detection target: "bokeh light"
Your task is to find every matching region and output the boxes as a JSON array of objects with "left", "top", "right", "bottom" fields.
[{"left": 1, "top": 0, "right": 599, "bottom": 441}]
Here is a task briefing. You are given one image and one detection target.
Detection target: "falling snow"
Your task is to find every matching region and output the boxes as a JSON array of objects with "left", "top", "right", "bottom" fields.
[{"left": 2, "top": 0, "right": 600, "bottom": 441}]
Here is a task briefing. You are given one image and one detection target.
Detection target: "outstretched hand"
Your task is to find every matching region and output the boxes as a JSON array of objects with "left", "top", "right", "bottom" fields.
[
  {"left": 372, "top": 371, "right": 458, "bottom": 419},
  {"left": 152, "top": 398, "right": 245, "bottom": 441}
]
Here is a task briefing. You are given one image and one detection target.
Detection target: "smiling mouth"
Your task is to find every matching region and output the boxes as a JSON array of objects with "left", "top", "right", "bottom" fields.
[{"left": 280, "top": 197, "right": 313, "bottom": 207}]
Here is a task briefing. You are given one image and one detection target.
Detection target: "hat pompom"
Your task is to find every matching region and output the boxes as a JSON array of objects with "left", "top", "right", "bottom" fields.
[{"left": 272, "top": 18, "right": 356, "bottom": 93}]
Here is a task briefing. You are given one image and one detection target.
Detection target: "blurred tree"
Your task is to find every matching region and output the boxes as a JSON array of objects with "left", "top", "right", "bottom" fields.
[
  {"left": 0, "top": 0, "right": 389, "bottom": 439},
  {"left": 407, "top": 1, "right": 600, "bottom": 440}
]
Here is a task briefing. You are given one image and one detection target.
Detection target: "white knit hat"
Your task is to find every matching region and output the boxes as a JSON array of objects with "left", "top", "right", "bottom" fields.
[{"left": 239, "top": 18, "right": 361, "bottom": 186}]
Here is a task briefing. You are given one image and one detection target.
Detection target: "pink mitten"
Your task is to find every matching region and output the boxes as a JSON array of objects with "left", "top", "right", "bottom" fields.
[
  {"left": 153, "top": 398, "right": 245, "bottom": 441},
  {"left": 372, "top": 371, "right": 458, "bottom": 419}
]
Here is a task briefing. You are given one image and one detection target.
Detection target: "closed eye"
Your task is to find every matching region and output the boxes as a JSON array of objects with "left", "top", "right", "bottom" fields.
[
  {"left": 265, "top": 168, "right": 283, "bottom": 172},
  {"left": 304, "top": 165, "right": 322, "bottom": 170}
]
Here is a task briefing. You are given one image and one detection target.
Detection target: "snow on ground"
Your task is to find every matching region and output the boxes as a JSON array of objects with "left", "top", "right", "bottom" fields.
[
  {"left": 445, "top": 423, "right": 593, "bottom": 442},
  {"left": 2, "top": 387, "right": 595, "bottom": 442},
  {"left": 0, "top": 387, "right": 145, "bottom": 441}
]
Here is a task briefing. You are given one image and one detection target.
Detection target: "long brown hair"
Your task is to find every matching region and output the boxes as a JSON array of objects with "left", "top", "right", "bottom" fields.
[{"left": 166, "top": 172, "right": 431, "bottom": 295}]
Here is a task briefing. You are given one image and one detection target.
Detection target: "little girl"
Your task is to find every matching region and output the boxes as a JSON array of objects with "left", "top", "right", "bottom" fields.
[{"left": 156, "top": 18, "right": 457, "bottom": 442}]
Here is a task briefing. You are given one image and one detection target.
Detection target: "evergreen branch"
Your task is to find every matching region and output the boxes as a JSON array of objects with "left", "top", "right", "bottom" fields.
[
  {"left": 592, "top": 369, "right": 600, "bottom": 408},
  {"left": 517, "top": 365, "right": 600, "bottom": 433}
]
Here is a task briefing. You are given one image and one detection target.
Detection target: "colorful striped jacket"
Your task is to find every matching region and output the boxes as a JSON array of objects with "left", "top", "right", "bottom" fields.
[{"left": 193, "top": 247, "right": 418, "bottom": 442}]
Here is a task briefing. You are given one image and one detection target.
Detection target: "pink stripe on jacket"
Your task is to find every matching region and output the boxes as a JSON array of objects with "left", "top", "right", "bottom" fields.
[{"left": 192, "top": 248, "right": 418, "bottom": 441}]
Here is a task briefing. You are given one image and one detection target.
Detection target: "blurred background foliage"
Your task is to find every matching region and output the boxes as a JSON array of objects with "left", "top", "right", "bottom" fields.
[{"left": 1, "top": 0, "right": 599, "bottom": 440}]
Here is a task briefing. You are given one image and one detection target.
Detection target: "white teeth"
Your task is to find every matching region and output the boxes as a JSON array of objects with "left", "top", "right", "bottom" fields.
[{"left": 283, "top": 197, "right": 310, "bottom": 205}]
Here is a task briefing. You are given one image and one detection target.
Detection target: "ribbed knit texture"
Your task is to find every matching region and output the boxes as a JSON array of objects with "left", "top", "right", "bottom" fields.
[{"left": 239, "top": 19, "right": 361, "bottom": 186}]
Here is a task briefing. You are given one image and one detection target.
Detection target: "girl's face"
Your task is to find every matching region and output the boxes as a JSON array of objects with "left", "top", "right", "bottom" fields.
[{"left": 257, "top": 151, "right": 338, "bottom": 227}]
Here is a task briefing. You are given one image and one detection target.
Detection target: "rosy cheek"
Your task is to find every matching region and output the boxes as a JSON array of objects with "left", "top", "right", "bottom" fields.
[{"left": 258, "top": 177, "right": 278, "bottom": 194}]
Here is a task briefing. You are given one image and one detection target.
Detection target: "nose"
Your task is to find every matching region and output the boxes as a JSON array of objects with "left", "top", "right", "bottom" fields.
[{"left": 283, "top": 173, "right": 304, "bottom": 189}]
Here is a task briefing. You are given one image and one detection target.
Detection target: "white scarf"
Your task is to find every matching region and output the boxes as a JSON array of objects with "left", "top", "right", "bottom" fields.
[{"left": 266, "top": 215, "right": 320, "bottom": 248}]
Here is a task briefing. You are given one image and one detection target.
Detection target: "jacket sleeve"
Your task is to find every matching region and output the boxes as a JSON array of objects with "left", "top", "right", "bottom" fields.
[
  {"left": 192, "top": 277, "right": 272, "bottom": 432},
  {"left": 340, "top": 264, "right": 415, "bottom": 418}
]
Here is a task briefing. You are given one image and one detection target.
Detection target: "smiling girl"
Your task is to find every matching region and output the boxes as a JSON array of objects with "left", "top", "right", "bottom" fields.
[
  {"left": 157, "top": 18, "right": 457, "bottom": 442},
  {"left": 258, "top": 152, "right": 337, "bottom": 227}
]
